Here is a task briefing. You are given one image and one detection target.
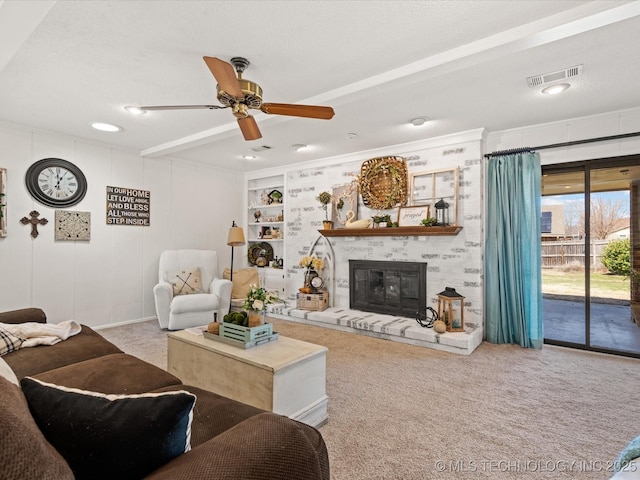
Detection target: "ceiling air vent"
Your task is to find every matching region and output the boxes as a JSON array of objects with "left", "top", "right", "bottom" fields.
[
  {"left": 527, "top": 64, "right": 582, "bottom": 88},
  {"left": 249, "top": 145, "right": 273, "bottom": 152}
]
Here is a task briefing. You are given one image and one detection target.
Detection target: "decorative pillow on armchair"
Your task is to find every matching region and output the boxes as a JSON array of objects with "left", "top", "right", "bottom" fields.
[
  {"left": 223, "top": 267, "right": 260, "bottom": 299},
  {"left": 20, "top": 377, "right": 196, "bottom": 480},
  {"left": 168, "top": 268, "right": 202, "bottom": 295}
]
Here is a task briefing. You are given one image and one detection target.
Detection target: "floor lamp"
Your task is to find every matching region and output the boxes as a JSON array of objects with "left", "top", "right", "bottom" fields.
[{"left": 227, "top": 221, "right": 246, "bottom": 312}]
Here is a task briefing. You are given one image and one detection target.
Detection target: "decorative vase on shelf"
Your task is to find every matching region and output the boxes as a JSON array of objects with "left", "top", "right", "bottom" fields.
[
  {"left": 322, "top": 220, "right": 334, "bottom": 230},
  {"left": 248, "top": 310, "right": 266, "bottom": 327}
]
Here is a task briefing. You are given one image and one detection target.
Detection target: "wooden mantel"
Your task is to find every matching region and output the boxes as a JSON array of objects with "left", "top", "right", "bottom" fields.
[{"left": 318, "top": 226, "right": 462, "bottom": 237}]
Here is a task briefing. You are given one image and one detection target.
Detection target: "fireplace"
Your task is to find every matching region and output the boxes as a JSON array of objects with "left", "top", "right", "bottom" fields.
[{"left": 349, "top": 260, "right": 427, "bottom": 318}]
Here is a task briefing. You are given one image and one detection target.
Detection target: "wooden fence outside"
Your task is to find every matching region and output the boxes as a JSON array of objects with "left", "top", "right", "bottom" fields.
[{"left": 541, "top": 240, "right": 609, "bottom": 269}]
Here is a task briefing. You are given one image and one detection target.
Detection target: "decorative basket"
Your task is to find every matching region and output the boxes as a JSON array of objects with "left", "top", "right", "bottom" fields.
[{"left": 359, "top": 156, "right": 408, "bottom": 210}]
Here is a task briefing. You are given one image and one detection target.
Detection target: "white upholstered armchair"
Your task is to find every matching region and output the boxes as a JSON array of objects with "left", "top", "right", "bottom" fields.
[{"left": 153, "top": 250, "right": 232, "bottom": 330}]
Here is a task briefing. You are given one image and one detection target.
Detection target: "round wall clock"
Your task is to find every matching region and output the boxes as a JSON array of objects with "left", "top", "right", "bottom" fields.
[{"left": 25, "top": 158, "right": 87, "bottom": 208}]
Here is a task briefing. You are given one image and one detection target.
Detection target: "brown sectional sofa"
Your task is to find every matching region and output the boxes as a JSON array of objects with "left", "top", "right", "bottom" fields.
[{"left": 0, "top": 308, "right": 330, "bottom": 480}]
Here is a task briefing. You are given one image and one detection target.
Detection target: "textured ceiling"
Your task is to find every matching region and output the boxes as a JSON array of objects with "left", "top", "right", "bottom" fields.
[{"left": 1, "top": 1, "right": 639, "bottom": 172}]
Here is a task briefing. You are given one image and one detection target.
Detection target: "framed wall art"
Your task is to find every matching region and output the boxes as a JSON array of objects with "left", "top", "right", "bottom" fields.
[
  {"left": 408, "top": 167, "right": 459, "bottom": 225},
  {"left": 55, "top": 210, "right": 91, "bottom": 241},
  {"left": 331, "top": 183, "right": 358, "bottom": 228},
  {"left": 106, "top": 186, "right": 150, "bottom": 226},
  {"left": 397, "top": 205, "right": 430, "bottom": 227}
]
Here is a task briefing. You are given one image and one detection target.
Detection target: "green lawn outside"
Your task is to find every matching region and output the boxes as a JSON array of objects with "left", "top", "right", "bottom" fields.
[{"left": 542, "top": 269, "right": 630, "bottom": 299}]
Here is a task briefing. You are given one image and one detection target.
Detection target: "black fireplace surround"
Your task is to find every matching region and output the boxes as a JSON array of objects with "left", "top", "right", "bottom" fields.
[{"left": 349, "top": 260, "right": 427, "bottom": 318}]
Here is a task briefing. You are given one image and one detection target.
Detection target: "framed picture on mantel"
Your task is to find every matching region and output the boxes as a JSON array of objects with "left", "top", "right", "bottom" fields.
[
  {"left": 397, "top": 205, "right": 430, "bottom": 226},
  {"left": 332, "top": 183, "right": 358, "bottom": 228},
  {"left": 409, "top": 167, "right": 459, "bottom": 225}
]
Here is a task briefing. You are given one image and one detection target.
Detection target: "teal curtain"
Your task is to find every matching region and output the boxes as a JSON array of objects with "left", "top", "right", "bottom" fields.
[{"left": 485, "top": 152, "right": 543, "bottom": 348}]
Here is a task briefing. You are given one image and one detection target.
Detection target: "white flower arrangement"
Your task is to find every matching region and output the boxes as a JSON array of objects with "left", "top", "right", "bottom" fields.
[{"left": 243, "top": 284, "right": 278, "bottom": 311}]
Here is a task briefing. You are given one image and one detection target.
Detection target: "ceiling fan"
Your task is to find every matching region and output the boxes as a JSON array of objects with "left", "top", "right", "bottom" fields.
[{"left": 135, "top": 56, "right": 335, "bottom": 141}]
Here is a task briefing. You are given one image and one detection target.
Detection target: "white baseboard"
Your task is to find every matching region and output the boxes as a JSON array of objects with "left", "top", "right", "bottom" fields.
[
  {"left": 289, "top": 396, "right": 329, "bottom": 428},
  {"left": 93, "top": 316, "right": 157, "bottom": 331}
]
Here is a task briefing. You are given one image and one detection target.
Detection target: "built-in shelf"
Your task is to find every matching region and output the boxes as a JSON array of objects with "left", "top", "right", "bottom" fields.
[
  {"left": 247, "top": 174, "right": 285, "bottom": 270},
  {"left": 247, "top": 184, "right": 282, "bottom": 192},
  {"left": 249, "top": 203, "right": 284, "bottom": 209},
  {"left": 318, "top": 226, "right": 463, "bottom": 237}
]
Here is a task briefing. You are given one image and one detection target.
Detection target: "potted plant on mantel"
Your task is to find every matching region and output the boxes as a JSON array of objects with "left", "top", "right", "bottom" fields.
[
  {"left": 372, "top": 213, "right": 392, "bottom": 228},
  {"left": 318, "top": 191, "right": 333, "bottom": 229}
]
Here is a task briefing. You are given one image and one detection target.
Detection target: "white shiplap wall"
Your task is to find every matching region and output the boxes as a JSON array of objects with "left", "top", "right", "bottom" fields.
[{"left": 0, "top": 123, "right": 243, "bottom": 328}]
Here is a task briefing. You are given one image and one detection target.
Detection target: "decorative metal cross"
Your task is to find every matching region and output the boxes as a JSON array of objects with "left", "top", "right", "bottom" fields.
[{"left": 20, "top": 210, "right": 48, "bottom": 238}]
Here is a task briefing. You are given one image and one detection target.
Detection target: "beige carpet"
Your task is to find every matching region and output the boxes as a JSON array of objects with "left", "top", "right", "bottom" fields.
[{"left": 99, "top": 319, "right": 640, "bottom": 479}]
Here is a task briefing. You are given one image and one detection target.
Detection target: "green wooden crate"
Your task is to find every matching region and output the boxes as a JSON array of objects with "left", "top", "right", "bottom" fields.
[
  {"left": 220, "top": 322, "right": 273, "bottom": 343},
  {"left": 203, "top": 331, "right": 279, "bottom": 349}
]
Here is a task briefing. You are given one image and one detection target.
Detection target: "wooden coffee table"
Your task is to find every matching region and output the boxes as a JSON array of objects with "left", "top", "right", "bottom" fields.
[{"left": 167, "top": 329, "right": 328, "bottom": 428}]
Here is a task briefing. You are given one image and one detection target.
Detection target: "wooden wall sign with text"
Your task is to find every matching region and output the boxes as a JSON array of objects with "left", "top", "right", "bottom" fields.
[{"left": 106, "top": 186, "right": 150, "bottom": 226}]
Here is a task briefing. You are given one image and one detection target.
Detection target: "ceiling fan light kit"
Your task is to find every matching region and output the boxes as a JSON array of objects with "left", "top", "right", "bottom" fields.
[{"left": 133, "top": 56, "right": 335, "bottom": 142}]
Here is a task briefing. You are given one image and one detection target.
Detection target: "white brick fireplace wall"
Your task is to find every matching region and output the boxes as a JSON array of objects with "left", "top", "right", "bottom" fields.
[{"left": 276, "top": 131, "right": 485, "bottom": 353}]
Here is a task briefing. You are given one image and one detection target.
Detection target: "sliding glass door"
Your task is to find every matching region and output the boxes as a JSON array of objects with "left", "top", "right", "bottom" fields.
[
  {"left": 541, "top": 156, "right": 640, "bottom": 357},
  {"left": 541, "top": 168, "right": 586, "bottom": 345}
]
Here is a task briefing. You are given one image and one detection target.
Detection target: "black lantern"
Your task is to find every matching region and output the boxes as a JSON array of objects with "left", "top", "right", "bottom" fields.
[{"left": 434, "top": 198, "right": 450, "bottom": 226}]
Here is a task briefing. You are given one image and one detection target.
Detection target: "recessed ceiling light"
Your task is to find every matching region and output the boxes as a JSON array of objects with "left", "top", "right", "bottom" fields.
[
  {"left": 541, "top": 83, "right": 570, "bottom": 95},
  {"left": 90, "top": 122, "right": 122, "bottom": 132},
  {"left": 409, "top": 117, "right": 429, "bottom": 126},
  {"left": 346, "top": 133, "right": 358, "bottom": 140},
  {"left": 124, "top": 106, "right": 146, "bottom": 115},
  {"left": 292, "top": 144, "right": 307, "bottom": 151},
  {"left": 242, "top": 154, "right": 256, "bottom": 160}
]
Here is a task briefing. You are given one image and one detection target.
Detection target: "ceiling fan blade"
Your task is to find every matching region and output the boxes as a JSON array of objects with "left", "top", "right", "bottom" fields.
[
  {"left": 140, "top": 105, "right": 227, "bottom": 111},
  {"left": 260, "top": 103, "right": 335, "bottom": 120},
  {"left": 203, "top": 56, "right": 244, "bottom": 99},
  {"left": 238, "top": 116, "right": 262, "bottom": 141}
]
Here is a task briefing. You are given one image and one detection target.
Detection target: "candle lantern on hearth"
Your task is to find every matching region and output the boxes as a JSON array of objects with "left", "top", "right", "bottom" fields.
[
  {"left": 437, "top": 287, "right": 464, "bottom": 332},
  {"left": 434, "top": 198, "right": 450, "bottom": 226}
]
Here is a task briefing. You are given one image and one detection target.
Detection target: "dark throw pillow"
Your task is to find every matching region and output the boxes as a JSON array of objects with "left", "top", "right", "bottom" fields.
[{"left": 20, "top": 377, "right": 196, "bottom": 480}]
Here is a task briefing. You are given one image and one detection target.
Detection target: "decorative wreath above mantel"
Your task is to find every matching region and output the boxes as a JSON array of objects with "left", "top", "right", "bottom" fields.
[{"left": 358, "top": 156, "right": 408, "bottom": 210}]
